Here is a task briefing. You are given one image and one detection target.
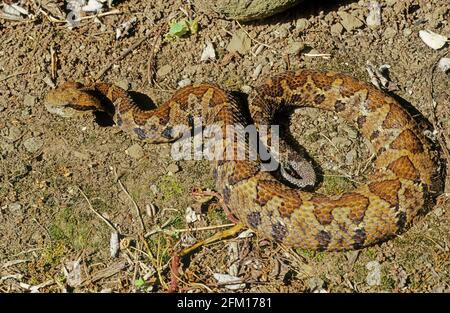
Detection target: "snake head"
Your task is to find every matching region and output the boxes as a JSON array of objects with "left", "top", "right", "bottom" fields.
[
  {"left": 280, "top": 159, "right": 316, "bottom": 189},
  {"left": 45, "top": 81, "right": 103, "bottom": 118}
]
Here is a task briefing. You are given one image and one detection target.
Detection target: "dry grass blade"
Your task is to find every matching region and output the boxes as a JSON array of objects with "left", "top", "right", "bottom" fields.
[
  {"left": 113, "top": 167, "right": 146, "bottom": 233},
  {"left": 146, "top": 25, "right": 164, "bottom": 85},
  {"left": 50, "top": 44, "right": 57, "bottom": 81},
  {"left": 78, "top": 187, "right": 117, "bottom": 232}
]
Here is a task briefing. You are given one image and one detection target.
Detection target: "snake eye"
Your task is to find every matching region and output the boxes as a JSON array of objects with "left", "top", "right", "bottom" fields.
[{"left": 161, "top": 126, "right": 174, "bottom": 139}]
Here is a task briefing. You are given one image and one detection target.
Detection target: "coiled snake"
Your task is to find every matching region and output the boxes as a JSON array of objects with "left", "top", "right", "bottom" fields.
[{"left": 45, "top": 70, "right": 441, "bottom": 251}]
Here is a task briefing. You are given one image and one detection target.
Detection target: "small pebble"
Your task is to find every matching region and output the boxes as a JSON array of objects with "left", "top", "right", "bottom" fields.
[
  {"left": 43, "top": 76, "right": 56, "bottom": 88},
  {"left": 149, "top": 184, "right": 159, "bottom": 194},
  {"left": 307, "top": 277, "right": 325, "bottom": 291},
  {"left": 366, "top": 0, "right": 381, "bottom": 28},
  {"left": 167, "top": 163, "right": 180, "bottom": 175},
  {"left": 403, "top": 28, "right": 412, "bottom": 37},
  {"left": 226, "top": 30, "right": 251, "bottom": 54},
  {"left": 252, "top": 64, "right": 263, "bottom": 80},
  {"left": 156, "top": 64, "right": 172, "bottom": 77},
  {"left": 330, "top": 23, "right": 344, "bottom": 35},
  {"left": 116, "top": 79, "right": 130, "bottom": 90},
  {"left": 8, "top": 202, "right": 22, "bottom": 212},
  {"left": 295, "top": 18, "right": 309, "bottom": 32},
  {"left": 331, "top": 136, "right": 351, "bottom": 148},
  {"left": 419, "top": 30, "right": 448, "bottom": 50},
  {"left": 23, "top": 94, "right": 35, "bottom": 107},
  {"left": 346, "top": 149, "right": 358, "bottom": 165},
  {"left": 23, "top": 137, "right": 43, "bottom": 153},
  {"left": 339, "top": 125, "right": 358, "bottom": 139},
  {"left": 286, "top": 41, "right": 305, "bottom": 55},
  {"left": 366, "top": 261, "right": 381, "bottom": 286},
  {"left": 126, "top": 143, "right": 144, "bottom": 159},
  {"left": 178, "top": 78, "right": 192, "bottom": 88},
  {"left": 337, "top": 11, "right": 364, "bottom": 32},
  {"left": 240, "top": 85, "right": 252, "bottom": 94},
  {"left": 200, "top": 40, "right": 216, "bottom": 62},
  {"left": 5, "top": 126, "right": 22, "bottom": 142},
  {"left": 438, "top": 57, "right": 450, "bottom": 73},
  {"left": 384, "top": 27, "right": 397, "bottom": 39},
  {"left": 21, "top": 108, "right": 31, "bottom": 118}
]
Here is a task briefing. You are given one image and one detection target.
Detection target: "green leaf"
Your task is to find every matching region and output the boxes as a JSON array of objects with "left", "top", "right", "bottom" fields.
[
  {"left": 135, "top": 277, "right": 145, "bottom": 288},
  {"left": 187, "top": 19, "right": 198, "bottom": 34},
  {"left": 169, "top": 21, "right": 189, "bottom": 37}
]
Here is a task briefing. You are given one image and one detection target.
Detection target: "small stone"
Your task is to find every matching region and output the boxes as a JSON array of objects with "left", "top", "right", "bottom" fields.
[
  {"left": 307, "top": 277, "right": 324, "bottom": 291},
  {"left": 23, "top": 137, "right": 43, "bottom": 153},
  {"left": 200, "top": 40, "right": 216, "bottom": 62},
  {"left": 295, "top": 18, "right": 309, "bottom": 31},
  {"left": 149, "top": 184, "right": 159, "bottom": 194},
  {"left": 116, "top": 79, "right": 129, "bottom": 90},
  {"left": 331, "top": 136, "right": 351, "bottom": 148},
  {"left": 156, "top": 64, "right": 172, "bottom": 77},
  {"left": 274, "top": 24, "right": 289, "bottom": 39},
  {"left": 345, "top": 149, "right": 357, "bottom": 165},
  {"left": 366, "top": 261, "right": 381, "bottom": 286},
  {"left": 43, "top": 76, "right": 56, "bottom": 88},
  {"left": 384, "top": 26, "right": 397, "bottom": 39},
  {"left": 24, "top": 94, "right": 35, "bottom": 106},
  {"left": 339, "top": 125, "right": 358, "bottom": 139},
  {"left": 252, "top": 64, "right": 263, "bottom": 80},
  {"left": 286, "top": 41, "right": 305, "bottom": 55},
  {"left": 433, "top": 206, "right": 444, "bottom": 217},
  {"left": 226, "top": 30, "right": 251, "bottom": 54},
  {"left": 330, "top": 23, "right": 344, "bottom": 35},
  {"left": 126, "top": 143, "right": 144, "bottom": 159},
  {"left": 185, "top": 206, "right": 198, "bottom": 224},
  {"left": 21, "top": 108, "right": 31, "bottom": 118},
  {"left": 438, "top": 58, "right": 450, "bottom": 73},
  {"left": 5, "top": 126, "right": 22, "bottom": 142},
  {"left": 403, "top": 28, "right": 412, "bottom": 37},
  {"left": 346, "top": 250, "right": 360, "bottom": 265},
  {"left": 240, "top": 85, "right": 252, "bottom": 94},
  {"left": 337, "top": 11, "right": 364, "bottom": 32},
  {"left": 167, "top": 163, "right": 180, "bottom": 175},
  {"left": 0, "top": 141, "right": 14, "bottom": 155},
  {"left": 431, "top": 285, "right": 445, "bottom": 293},
  {"left": 110, "top": 232, "right": 119, "bottom": 258},
  {"left": 178, "top": 78, "right": 192, "bottom": 88},
  {"left": 419, "top": 30, "right": 448, "bottom": 50},
  {"left": 395, "top": 266, "right": 408, "bottom": 288},
  {"left": 9, "top": 202, "right": 22, "bottom": 212},
  {"left": 366, "top": 0, "right": 381, "bottom": 28}
]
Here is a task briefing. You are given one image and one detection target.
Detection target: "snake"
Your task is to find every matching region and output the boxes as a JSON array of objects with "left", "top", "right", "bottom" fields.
[{"left": 45, "top": 69, "right": 441, "bottom": 251}]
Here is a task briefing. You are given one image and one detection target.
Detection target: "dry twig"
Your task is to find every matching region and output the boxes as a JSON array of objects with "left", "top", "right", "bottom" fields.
[
  {"left": 78, "top": 187, "right": 117, "bottom": 232},
  {"left": 112, "top": 167, "right": 146, "bottom": 233}
]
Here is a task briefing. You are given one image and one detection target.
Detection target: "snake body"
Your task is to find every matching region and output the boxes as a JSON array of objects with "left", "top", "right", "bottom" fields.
[{"left": 45, "top": 70, "right": 440, "bottom": 251}]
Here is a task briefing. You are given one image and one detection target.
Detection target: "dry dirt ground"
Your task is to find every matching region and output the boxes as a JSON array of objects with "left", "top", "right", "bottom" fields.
[{"left": 0, "top": 0, "right": 449, "bottom": 293}]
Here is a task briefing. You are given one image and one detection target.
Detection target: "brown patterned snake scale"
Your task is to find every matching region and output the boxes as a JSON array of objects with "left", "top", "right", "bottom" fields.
[{"left": 45, "top": 70, "right": 441, "bottom": 251}]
